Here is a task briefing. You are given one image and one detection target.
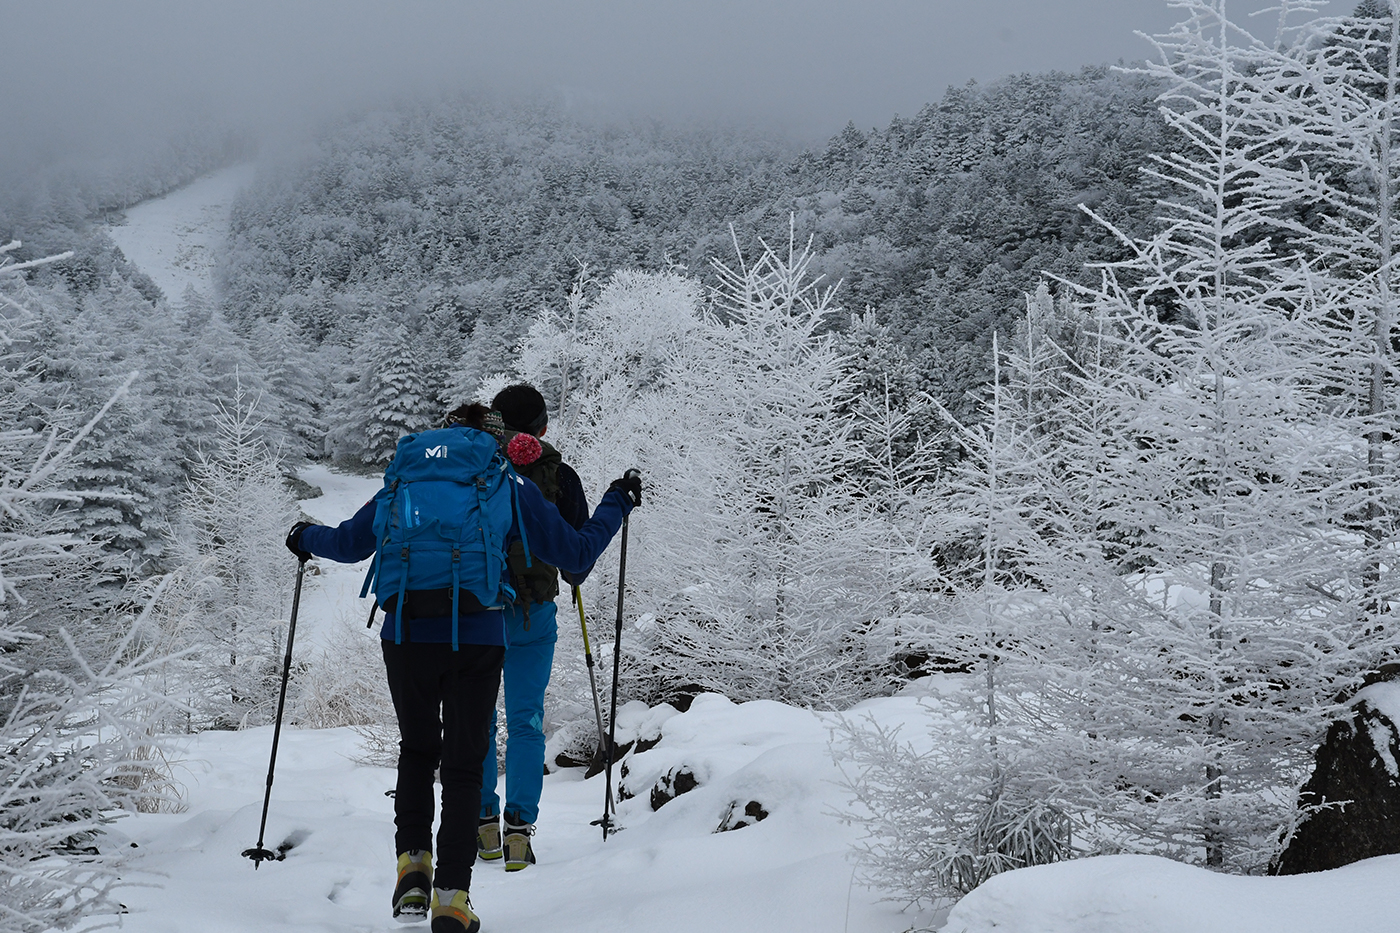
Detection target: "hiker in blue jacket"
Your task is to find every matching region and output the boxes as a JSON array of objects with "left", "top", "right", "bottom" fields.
[
  {"left": 474, "top": 385, "right": 587, "bottom": 872},
  {"left": 285, "top": 403, "right": 641, "bottom": 933}
]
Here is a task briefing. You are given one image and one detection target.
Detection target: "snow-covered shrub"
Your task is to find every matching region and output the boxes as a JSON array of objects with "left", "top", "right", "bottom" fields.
[
  {"left": 293, "top": 614, "right": 393, "bottom": 731},
  {"left": 837, "top": 707, "right": 1071, "bottom": 905},
  {"left": 1, "top": 605, "right": 180, "bottom": 932}
]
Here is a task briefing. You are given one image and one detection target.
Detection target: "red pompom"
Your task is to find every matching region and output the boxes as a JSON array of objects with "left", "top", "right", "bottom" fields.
[{"left": 507, "top": 432, "right": 543, "bottom": 467}]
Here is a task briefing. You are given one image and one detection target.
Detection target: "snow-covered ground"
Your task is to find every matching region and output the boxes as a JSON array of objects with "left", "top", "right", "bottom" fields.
[
  {"left": 81, "top": 689, "right": 1400, "bottom": 933},
  {"left": 944, "top": 852, "right": 1400, "bottom": 933},
  {"left": 105, "top": 163, "right": 256, "bottom": 302},
  {"left": 290, "top": 464, "right": 382, "bottom": 653},
  {"left": 82, "top": 702, "right": 922, "bottom": 932}
]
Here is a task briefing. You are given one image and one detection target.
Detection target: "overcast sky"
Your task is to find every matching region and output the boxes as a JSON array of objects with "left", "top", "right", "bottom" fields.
[{"left": 1, "top": 0, "right": 1334, "bottom": 174}]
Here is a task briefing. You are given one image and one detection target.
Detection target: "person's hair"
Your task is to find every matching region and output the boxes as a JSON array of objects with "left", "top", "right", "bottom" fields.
[
  {"left": 443, "top": 402, "right": 490, "bottom": 430},
  {"left": 491, "top": 384, "right": 548, "bottom": 435}
]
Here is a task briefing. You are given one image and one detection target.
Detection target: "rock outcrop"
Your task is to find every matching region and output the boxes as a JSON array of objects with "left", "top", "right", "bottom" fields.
[{"left": 1274, "top": 680, "right": 1400, "bottom": 874}]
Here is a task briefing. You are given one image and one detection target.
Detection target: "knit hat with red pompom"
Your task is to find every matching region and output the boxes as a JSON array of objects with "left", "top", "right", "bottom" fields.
[{"left": 506, "top": 432, "right": 543, "bottom": 467}]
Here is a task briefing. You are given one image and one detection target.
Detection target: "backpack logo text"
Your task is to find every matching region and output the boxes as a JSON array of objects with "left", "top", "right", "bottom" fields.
[{"left": 425, "top": 446, "right": 448, "bottom": 459}]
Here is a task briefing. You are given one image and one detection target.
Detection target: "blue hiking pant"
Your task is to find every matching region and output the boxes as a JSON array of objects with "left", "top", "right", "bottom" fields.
[{"left": 480, "top": 600, "right": 557, "bottom": 826}]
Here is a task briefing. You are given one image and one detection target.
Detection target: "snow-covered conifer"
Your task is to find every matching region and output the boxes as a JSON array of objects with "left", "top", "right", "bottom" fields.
[
  {"left": 324, "top": 316, "right": 442, "bottom": 464},
  {"left": 162, "top": 379, "right": 299, "bottom": 728}
]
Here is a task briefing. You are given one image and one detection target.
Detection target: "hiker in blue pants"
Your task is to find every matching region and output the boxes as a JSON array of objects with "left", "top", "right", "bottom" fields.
[
  {"left": 479, "top": 602, "right": 556, "bottom": 868},
  {"left": 476, "top": 385, "right": 591, "bottom": 871}
]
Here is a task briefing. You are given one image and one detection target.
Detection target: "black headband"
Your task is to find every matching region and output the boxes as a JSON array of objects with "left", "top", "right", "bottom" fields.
[{"left": 501, "top": 408, "right": 548, "bottom": 435}]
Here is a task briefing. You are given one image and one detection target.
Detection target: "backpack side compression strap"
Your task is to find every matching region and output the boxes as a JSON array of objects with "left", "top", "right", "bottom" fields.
[
  {"left": 451, "top": 547, "right": 460, "bottom": 651},
  {"left": 509, "top": 469, "right": 531, "bottom": 569},
  {"left": 396, "top": 546, "right": 410, "bottom": 644}
]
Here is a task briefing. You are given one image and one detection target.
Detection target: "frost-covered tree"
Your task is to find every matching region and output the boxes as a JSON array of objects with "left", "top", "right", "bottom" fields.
[
  {"left": 518, "top": 238, "right": 911, "bottom": 709},
  {"left": 161, "top": 380, "right": 299, "bottom": 728},
  {"left": 837, "top": 332, "right": 1079, "bottom": 907},
  {"left": 26, "top": 275, "right": 186, "bottom": 569},
  {"left": 659, "top": 236, "right": 895, "bottom": 706},
  {"left": 324, "top": 316, "right": 445, "bottom": 464},
  {"left": 248, "top": 310, "right": 327, "bottom": 460},
  {"left": 1244, "top": 0, "right": 1400, "bottom": 627}
]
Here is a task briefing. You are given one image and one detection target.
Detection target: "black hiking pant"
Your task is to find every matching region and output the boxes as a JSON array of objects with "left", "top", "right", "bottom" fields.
[{"left": 381, "top": 640, "right": 505, "bottom": 892}]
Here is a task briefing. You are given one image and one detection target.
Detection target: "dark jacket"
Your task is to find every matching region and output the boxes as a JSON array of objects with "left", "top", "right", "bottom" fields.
[
  {"left": 300, "top": 478, "right": 629, "bottom": 646},
  {"left": 555, "top": 461, "right": 590, "bottom": 587}
]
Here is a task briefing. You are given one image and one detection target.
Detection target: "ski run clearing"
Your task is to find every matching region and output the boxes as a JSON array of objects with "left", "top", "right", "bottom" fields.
[
  {"left": 68, "top": 469, "right": 1400, "bottom": 933},
  {"left": 104, "top": 163, "right": 256, "bottom": 302}
]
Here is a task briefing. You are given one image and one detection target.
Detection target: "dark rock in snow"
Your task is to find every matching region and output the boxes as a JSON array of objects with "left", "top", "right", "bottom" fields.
[
  {"left": 716, "top": 799, "right": 769, "bottom": 832},
  {"left": 1274, "top": 679, "right": 1400, "bottom": 874},
  {"left": 617, "top": 762, "right": 634, "bottom": 801},
  {"left": 650, "top": 767, "right": 700, "bottom": 811},
  {"left": 284, "top": 475, "right": 323, "bottom": 501},
  {"left": 584, "top": 739, "right": 632, "bottom": 779},
  {"left": 667, "top": 685, "right": 706, "bottom": 712},
  {"left": 553, "top": 748, "right": 591, "bottom": 770}
]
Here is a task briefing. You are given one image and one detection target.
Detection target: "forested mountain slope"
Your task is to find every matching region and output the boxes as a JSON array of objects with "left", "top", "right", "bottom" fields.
[
  {"left": 222, "top": 68, "right": 1168, "bottom": 419},
  {"left": 776, "top": 66, "right": 1169, "bottom": 417},
  {"left": 0, "top": 64, "right": 1173, "bottom": 565},
  {"left": 219, "top": 99, "right": 796, "bottom": 348}
]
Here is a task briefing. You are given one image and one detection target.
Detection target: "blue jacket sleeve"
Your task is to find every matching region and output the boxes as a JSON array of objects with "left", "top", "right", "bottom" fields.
[
  {"left": 300, "top": 499, "right": 378, "bottom": 563},
  {"left": 516, "top": 479, "right": 631, "bottom": 581}
]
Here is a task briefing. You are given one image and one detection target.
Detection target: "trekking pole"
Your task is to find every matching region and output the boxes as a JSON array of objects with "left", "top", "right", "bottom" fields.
[
  {"left": 573, "top": 586, "right": 610, "bottom": 773},
  {"left": 242, "top": 556, "right": 307, "bottom": 868},
  {"left": 599, "top": 469, "right": 638, "bottom": 840}
]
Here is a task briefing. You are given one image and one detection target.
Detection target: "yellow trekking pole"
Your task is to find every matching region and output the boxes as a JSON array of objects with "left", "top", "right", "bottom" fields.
[{"left": 573, "top": 586, "right": 610, "bottom": 770}]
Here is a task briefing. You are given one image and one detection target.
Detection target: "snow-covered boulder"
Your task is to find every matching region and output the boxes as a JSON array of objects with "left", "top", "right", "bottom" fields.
[
  {"left": 1275, "top": 678, "right": 1400, "bottom": 874},
  {"left": 944, "top": 852, "right": 1400, "bottom": 933},
  {"left": 610, "top": 693, "right": 834, "bottom": 836}
]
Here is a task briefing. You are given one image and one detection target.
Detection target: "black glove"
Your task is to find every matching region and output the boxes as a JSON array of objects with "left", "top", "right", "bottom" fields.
[
  {"left": 285, "top": 520, "right": 316, "bottom": 562},
  {"left": 608, "top": 469, "right": 643, "bottom": 508}
]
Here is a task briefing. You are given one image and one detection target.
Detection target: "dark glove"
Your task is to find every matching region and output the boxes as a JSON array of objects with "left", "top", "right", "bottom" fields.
[
  {"left": 285, "top": 520, "right": 316, "bottom": 562},
  {"left": 608, "top": 469, "right": 643, "bottom": 508}
]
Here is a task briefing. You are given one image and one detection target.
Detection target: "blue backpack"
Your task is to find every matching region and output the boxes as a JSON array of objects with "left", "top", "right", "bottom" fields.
[{"left": 359, "top": 426, "right": 530, "bottom": 650}]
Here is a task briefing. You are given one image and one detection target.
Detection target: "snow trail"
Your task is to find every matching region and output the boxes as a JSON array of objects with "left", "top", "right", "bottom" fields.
[
  {"left": 105, "top": 163, "right": 256, "bottom": 302},
  {"left": 79, "top": 703, "right": 916, "bottom": 933}
]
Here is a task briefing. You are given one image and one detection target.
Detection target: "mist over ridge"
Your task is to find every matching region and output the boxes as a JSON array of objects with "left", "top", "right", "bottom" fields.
[{"left": 0, "top": 0, "right": 1305, "bottom": 201}]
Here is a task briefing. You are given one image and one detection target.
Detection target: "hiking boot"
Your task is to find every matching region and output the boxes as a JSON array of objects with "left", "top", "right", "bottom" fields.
[
  {"left": 476, "top": 816, "right": 502, "bottom": 862},
  {"left": 430, "top": 887, "right": 480, "bottom": 933},
  {"left": 392, "top": 849, "right": 432, "bottom": 923},
  {"left": 503, "top": 814, "right": 536, "bottom": 872}
]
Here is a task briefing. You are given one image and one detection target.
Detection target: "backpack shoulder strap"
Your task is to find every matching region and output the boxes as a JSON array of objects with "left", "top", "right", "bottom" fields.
[{"left": 507, "top": 463, "right": 532, "bottom": 569}]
